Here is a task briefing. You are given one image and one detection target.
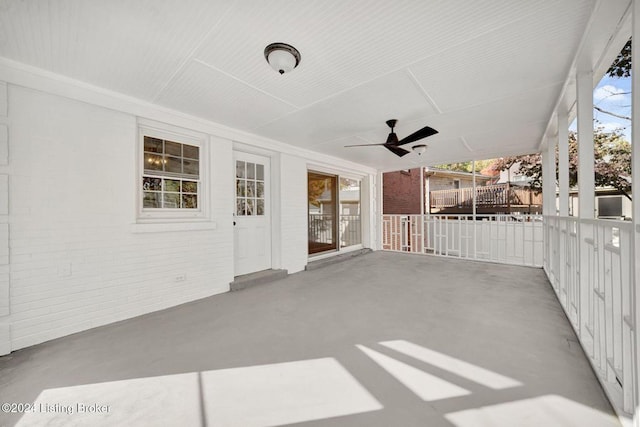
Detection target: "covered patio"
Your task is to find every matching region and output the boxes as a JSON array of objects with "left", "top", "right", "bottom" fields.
[
  {"left": 0, "top": 252, "right": 619, "bottom": 426},
  {"left": 0, "top": 1, "right": 639, "bottom": 426}
]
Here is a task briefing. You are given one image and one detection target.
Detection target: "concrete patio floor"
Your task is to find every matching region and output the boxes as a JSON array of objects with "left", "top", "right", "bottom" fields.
[{"left": 0, "top": 251, "right": 620, "bottom": 427}]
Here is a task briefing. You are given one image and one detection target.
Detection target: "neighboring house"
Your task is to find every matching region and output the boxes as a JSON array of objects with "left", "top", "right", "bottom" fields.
[
  {"left": 568, "top": 188, "right": 633, "bottom": 219},
  {"left": 383, "top": 167, "right": 507, "bottom": 215},
  {"left": 503, "top": 162, "right": 633, "bottom": 220}
]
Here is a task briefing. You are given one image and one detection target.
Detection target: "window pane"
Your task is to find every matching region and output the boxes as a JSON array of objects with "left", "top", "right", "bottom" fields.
[
  {"left": 165, "top": 140, "right": 182, "bottom": 156},
  {"left": 236, "top": 179, "right": 245, "bottom": 197},
  {"left": 339, "top": 177, "right": 361, "bottom": 248},
  {"left": 246, "top": 199, "right": 254, "bottom": 215},
  {"left": 256, "top": 164, "right": 264, "bottom": 180},
  {"left": 183, "top": 159, "right": 199, "bottom": 176},
  {"left": 182, "top": 180, "right": 198, "bottom": 193},
  {"left": 183, "top": 145, "right": 199, "bottom": 159},
  {"left": 143, "top": 192, "right": 161, "bottom": 208},
  {"left": 236, "top": 161, "right": 245, "bottom": 178},
  {"left": 256, "top": 181, "right": 264, "bottom": 198},
  {"left": 144, "top": 137, "right": 163, "bottom": 153},
  {"left": 165, "top": 156, "right": 182, "bottom": 174},
  {"left": 142, "top": 177, "right": 162, "bottom": 191},
  {"left": 182, "top": 194, "right": 198, "bottom": 209},
  {"left": 246, "top": 181, "right": 255, "bottom": 197},
  {"left": 237, "top": 198, "right": 246, "bottom": 216},
  {"left": 257, "top": 199, "right": 264, "bottom": 215},
  {"left": 247, "top": 162, "right": 255, "bottom": 179},
  {"left": 144, "top": 154, "right": 164, "bottom": 171},
  {"left": 163, "top": 193, "right": 180, "bottom": 208},
  {"left": 165, "top": 179, "right": 180, "bottom": 192}
]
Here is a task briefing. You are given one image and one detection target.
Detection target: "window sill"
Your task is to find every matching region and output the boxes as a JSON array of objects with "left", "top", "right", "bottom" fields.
[{"left": 131, "top": 221, "right": 217, "bottom": 233}]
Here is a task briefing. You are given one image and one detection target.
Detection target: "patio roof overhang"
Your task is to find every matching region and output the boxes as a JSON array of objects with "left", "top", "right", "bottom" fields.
[{"left": 0, "top": 1, "right": 631, "bottom": 171}]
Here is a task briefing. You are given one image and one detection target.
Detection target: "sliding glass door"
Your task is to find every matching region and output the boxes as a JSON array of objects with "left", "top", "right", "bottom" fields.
[{"left": 308, "top": 171, "right": 362, "bottom": 255}]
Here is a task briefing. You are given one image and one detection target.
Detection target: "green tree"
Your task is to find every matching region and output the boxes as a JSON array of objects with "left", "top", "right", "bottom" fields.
[
  {"left": 607, "top": 38, "right": 631, "bottom": 78},
  {"left": 434, "top": 159, "right": 495, "bottom": 174},
  {"left": 491, "top": 128, "right": 632, "bottom": 200}
]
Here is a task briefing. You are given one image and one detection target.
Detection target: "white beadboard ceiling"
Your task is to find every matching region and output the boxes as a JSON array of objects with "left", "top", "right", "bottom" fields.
[{"left": 0, "top": 0, "right": 612, "bottom": 170}]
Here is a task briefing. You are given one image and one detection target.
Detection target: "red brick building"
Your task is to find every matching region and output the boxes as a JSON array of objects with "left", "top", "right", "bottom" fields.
[{"left": 382, "top": 168, "right": 422, "bottom": 214}]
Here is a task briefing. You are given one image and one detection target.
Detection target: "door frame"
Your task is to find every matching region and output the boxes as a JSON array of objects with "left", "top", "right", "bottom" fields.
[
  {"left": 306, "top": 164, "right": 366, "bottom": 259},
  {"left": 232, "top": 144, "right": 281, "bottom": 274}
]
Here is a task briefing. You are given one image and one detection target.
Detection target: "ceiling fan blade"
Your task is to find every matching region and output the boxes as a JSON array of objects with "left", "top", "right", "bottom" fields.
[
  {"left": 397, "top": 126, "right": 438, "bottom": 146},
  {"left": 344, "top": 143, "right": 386, "bottom": 147},
  {"left": 385, "top": 145, "right": 411, "bottom": 157}
]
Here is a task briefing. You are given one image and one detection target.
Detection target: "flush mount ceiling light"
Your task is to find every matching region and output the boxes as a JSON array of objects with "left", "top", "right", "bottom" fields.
[
  {"left": 412, "top": 144, "right": 428, "bottom": 156},
  {"left": 264, "top": 42, "right": 301, "bottom": 75}
]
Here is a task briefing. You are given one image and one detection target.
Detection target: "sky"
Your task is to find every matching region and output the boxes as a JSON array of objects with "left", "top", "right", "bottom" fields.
[{"left": 569, "top": 74, "right": 631, "bottom": 141}]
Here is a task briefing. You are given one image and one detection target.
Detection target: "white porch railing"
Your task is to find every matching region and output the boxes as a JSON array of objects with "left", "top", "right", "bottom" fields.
[
  {"left": 382, "top": 213, "right": 635, "bottom": 415},
  {"left": 382, "top": 214, "right": 543, "bottom": 267},
  {"left": 545, "top": 216, "right": 636, "bottom": 415}
]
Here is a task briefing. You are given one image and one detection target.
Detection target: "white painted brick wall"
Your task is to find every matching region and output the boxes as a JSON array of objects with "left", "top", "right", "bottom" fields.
[
  {"left": 0, "top": 80, "right": 8, "bottom": 354},
  {"left": 279, "top": 154, "right": 309, "bottom": 273},
  {"left": 1, "top": 81, "right": 375, "bottom": 354},
  {"left": 7, "top": 86, "right": 234, "bottom": 351}
]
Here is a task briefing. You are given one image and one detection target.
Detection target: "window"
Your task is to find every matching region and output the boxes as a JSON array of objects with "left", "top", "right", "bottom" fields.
[
  {"left": 138, "top": 121, "right": 207, "bottom": 222},
  {"left": 142, "top": 136, "right": 200, "bottom": 209}
]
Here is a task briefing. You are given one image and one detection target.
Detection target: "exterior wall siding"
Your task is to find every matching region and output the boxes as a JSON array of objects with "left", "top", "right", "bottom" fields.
[
  {"left": 7, "top": 86, "right": 234, "bottom": 351},
  {"left": 0, "top": 81, "right": 9, "bottom": 354},
  {"left": 0, "top": 71, "right": 376, "bottom": 354},
  {"left": 280, "top": 154, "right": 309, "bottom": 273}
]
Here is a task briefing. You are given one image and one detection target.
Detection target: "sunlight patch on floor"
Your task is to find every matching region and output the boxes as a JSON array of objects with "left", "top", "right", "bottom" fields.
[
  {"left": 357, "top": 345, "right": 470, "bottom": 401},
  {"left": 15, "top": 373, "right": 201, "bottom": 427},
  {"left": 201, "top": 357, "right": 383, "bottom": 427},
  {"left": 380, "top": 340, "right": 521, "bottom": 389},
  {"left": 444, "top": 395, "right": 621, "bottom": 427},
  {"left": 15, "top": 358, "right": 382, "bottom": 427}
]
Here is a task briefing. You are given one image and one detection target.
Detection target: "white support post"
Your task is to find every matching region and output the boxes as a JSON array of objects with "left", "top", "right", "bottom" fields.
[
  {"left": 558, "top": 109, "right": 570, "bottom": 217},
  {"left": 542, "top": 137, "right": 556, "bottom": 217},
  {"left": 576, "top": 66, "right": 594, "bottom": 341},
  {"left": 542, "top": 138, "right": 555, "bottom": 272},
  {"left": 577, "top": 70, "right": 596, "bottom": 219},
  {"left": 419, "top": 167, "right": 425, "bottom": 253},
  {"left": 375, "top": 171, "right": 384, "bottom": 251},
  {"left": 472, "top": 160, "right": 477, "bottom": 259},
  {"left": 631, "top": 1, "right": 640, "bottom": 424}
]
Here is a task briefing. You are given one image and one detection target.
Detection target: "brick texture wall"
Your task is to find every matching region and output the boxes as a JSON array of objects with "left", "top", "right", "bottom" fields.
[{"left": 383, "top": 169, "right": 422, "bottom": 214}]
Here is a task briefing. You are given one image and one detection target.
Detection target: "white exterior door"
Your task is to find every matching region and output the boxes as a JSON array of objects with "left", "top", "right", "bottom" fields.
[{"left": 234, "top": 152, "right": 271, "bottom": 276}]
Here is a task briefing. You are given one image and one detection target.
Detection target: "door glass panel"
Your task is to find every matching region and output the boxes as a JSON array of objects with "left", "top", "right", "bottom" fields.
[
  {"left": 236, "top": 159, "right": 266, "bottom": 217},
  {"left": 246, "top": 162, "right": 256, "bottom": 179},
  {"left": 339, "top": 178, "right": 361, "bottom": 247},
  {"left": 308, "top": 171, "right": 338, "bottom": 254},
  {"left": 237, "top": 198, "right": 246, "bottom": 216},
  {"left": 236, "top": 161, "right": 245, "bottom": 178},
  {"left": 236, "top": 179, "right": 245, "bottom": 197}
]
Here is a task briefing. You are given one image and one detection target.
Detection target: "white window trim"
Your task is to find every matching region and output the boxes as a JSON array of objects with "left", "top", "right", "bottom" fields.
[{"left": 136, "top": 119, "right": 210, "bottom": 224}]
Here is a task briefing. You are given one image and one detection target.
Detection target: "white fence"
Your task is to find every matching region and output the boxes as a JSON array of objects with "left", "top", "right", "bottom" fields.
[
  {"left": 382, "top": 214, "right": 543, "bottom": 267},
  {"left": 545, "top": 216, "right": 635, "bottom": 415}
]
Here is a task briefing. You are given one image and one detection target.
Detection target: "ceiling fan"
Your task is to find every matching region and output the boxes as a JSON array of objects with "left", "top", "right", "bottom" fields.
[{"left": 344, "top": 119, "right": 438, "bottom": 157}]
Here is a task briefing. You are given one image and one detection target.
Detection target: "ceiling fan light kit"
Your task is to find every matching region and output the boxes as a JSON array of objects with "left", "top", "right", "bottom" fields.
[
  {"left": 264, "top": 42, "right": 301, "bottom": 74},
  {"left": 344, "top": 119, "right": 438, "bottom": 158},
  {"left": 412, "top": 144, "right": 427, "bottom": 155}
]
